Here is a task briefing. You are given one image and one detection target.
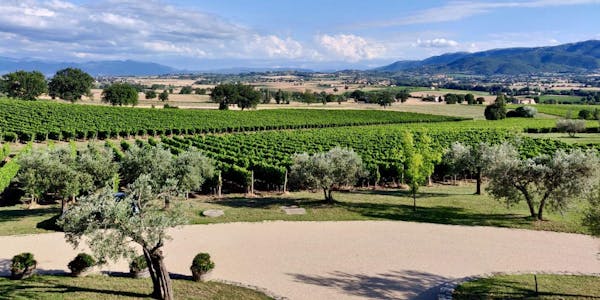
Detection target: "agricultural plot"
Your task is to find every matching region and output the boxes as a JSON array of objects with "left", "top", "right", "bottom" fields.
[
  {"left": 161, "top": 122, "right": 584, "bottom": 190},
  {"left": 0, "top": 99, "right": 461, "bottom": 142}
]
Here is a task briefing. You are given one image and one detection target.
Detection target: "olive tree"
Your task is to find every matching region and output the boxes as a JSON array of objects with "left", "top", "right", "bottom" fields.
[
  {"left": 556, "top": 119, "right": 586, "bottom": 137},
  {"left": 59, "top": 175, "right": 185, "bottom": 300},
  {"left": 485, "top": 143, "right": 599, "bottom": 220},
  {"left": 444, "top": 142, "right": 492, "bottom": 195},
  {"left": 121, "top": 145, "right": 214, "bottom": 207},
  {"left": 290, "top": 147, "right": 366, "bottom": 202},
  {"left": 583, "top": 180, "right": 600, "bottom": 237},
  {"left": 15, "top": 144, "right": 118, "bottom": 213}
]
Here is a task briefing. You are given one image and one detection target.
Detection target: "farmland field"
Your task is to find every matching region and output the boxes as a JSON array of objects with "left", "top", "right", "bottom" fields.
[
  {"left": 537, "top": 94, "right": 584, "bottom": 104},
  {"left": 516, "top": 104, "right": 600, "bottom": 118},
  {"left": 0, "top": 99, "right": 462, "bottom": 142}
]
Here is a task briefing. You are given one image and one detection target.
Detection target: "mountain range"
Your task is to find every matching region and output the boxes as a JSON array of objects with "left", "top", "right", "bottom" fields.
[
  {"left": 0, "top": 58, "right": 177, "bottom": 76},
  {"left": 376, "top": 40, "right": 600, "bottom": 75},
  {"left": 2, "top": 40, "right": 600, "bottom": 76}
]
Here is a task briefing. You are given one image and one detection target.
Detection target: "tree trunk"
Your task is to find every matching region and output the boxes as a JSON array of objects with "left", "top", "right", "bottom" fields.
[
  {"left": 524, "top": 193, "right": 536, "bottom": 218},
  {"left": 427, "top": 176, "right": 432, "bottom": 187},
  {"left": 328, "top": 190, "right": 333, "bottom": 202},
  {"left": 537, "top": 196, "right": 548, "bottom": 221},
  {"left": 475, "top": 167, "right": 482, "bottom": 195},
  {"left": 283, "top": 170, "right": 288, "bottom": 193},
  {"left": 323, "top": 189, "right": 328, "bottom": 202},
  {"left": 413, "top": 192, "right": 417, "bottom": 212},
  {"left": 61, "top": 198, "right": 67, "bottom": 215},
  {"left": 164, "top": 196, "right": 170, "bottom": 210},
  {"left": 143, "top": 246, "right": 174, "bottom": 300}
]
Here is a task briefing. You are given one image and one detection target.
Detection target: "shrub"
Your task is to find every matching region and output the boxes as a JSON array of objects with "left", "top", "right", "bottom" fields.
[
  {"left": 515, "top": 106, "right": 537, "bottom": 118},
  {"left": 484, "top": 102, "right": 506, "bottom": 120},
  {"left": 11, "top": 252, "right": 37, "bottom": 279},
  {"left": 129, "top": 255, "right": 148, "bottom": 273},
  {"left": 579, "top": 109, "right": 592, "bottom": 120},
  {"left": 68, "top": 253, "right": 96, "bottom": 275},
  {"left": 191, "top": 253, "right": 215, "bottom": 281},
  {"left": 556, "top": 119, "right": 586, "bottom": 137}
]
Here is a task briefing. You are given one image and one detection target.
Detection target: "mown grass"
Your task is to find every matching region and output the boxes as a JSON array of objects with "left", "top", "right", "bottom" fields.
[
  {"left": 184, "top": 185, "right": 589, "bottom": 234},
  {"left": 0, "top": 185, "right": 590, "bottom": 236},
  {"left": 526, "top": 133, "right": 600, "bottom": 145},
  {"left": 453, "top": 274, "right": 600, "bottom": 299},
  {"left": 0, "top": 275, "right": 272, "bottom": 300}
]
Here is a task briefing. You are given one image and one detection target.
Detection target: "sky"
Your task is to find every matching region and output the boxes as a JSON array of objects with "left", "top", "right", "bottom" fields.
[{"left": 1, "top": 0, "right": 600, "bottom": 70}]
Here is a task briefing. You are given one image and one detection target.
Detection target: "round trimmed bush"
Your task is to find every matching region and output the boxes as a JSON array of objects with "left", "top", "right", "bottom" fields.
[
  {"left": 190, "top": 253, "right": 215, "bottom": 282},
  {"left": 68, "top": 253, "right": 96, "bottom": 276},
  {"left": 11, "top": 252, "right": 37, "bottom": 279}
]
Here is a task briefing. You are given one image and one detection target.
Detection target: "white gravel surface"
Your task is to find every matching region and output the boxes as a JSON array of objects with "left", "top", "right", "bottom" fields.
[{"left": 1, "top": 221, "right": 599, "bottom": 300}]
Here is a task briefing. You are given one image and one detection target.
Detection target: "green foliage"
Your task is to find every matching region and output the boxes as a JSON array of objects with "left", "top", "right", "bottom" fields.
[
  {"left": 211, "top": 83, "right": 261, "bottom": 110},
  {"left": 191, "top": 253, "right": 215, "bottom": 273},
  {"left": 484, "top": 95, "right": 507, "bottom": 120},
  {"left": 145, "top": 90, "right": 157, "bottom": 100},
  {"left": 290, "top": 147, "right": 366, "bottom": 201},
  {"left": 485, "top": 143, "right": 599, "bottom": 220},
  {"left": 158, "top": 90, "right": 169, "bottom": 101},
  {"left": 556, "top": 119, "right": 586, "bottom": 137},
  {"left": 11, "top": 252, "right": 37, "bottom": 272},
  {"left": 48, "top": 68, "right": 94, "bottom": 102},
  {"left": 179, "top": 86, "right": 193, "bottom": 94},
  {"left": 102, "top": 83, "right": 139, "bottom": 106},
  {"left": 67, "top": 253, "right": 96, "bottom": 273},
  {"left": 0, "top": 99, "right": 462, "bottom": 141},
  {"left": 0, "top": 70, "right": 47, "bottom": 100},
  {"left": 129, "top": 255, "right": 148, "bottom": 272}
]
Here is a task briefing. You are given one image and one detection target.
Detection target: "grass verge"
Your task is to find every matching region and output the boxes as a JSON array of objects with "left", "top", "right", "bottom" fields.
[
  {"left": 453, "top": 274, "right": 600, "bottom": 299},
  {"left": 0, "top": 275, "right": 272, "bottom": 300},
  {"left": 0, "top": 185, "right": 590, "bottom": 236}
]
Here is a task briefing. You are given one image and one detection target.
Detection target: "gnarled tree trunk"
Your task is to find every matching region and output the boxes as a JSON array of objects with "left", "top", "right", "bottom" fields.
[
  {"left": 475, "top": 167, "right": 482, "bottom": 195},
  {"left": 143, "top": 244, "right": 173, "bottom": 300}
]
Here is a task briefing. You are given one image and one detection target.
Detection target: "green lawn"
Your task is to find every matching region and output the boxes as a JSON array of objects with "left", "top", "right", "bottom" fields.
[
  {"left": 184, "top": 185, "right": 588, "bottom": 234},
  {"left": 0, "top": 205, "right": 60, "bottom": 235},
  {"left": 0, "top": 185, "right": 591, "bottom": 236},
  {"left": 537, "top": 94, "right": 584, "bottom": 104},
  {"left": 453, "top": 274, "right": 600, "bottom": 299},
  {"left": 526, "top": 133, "right": 600, "bottom": 145},
  {"left": 521, "top": 104, "right": 600, "bottom": 118},
  {"left": 0, "top": 275, "right": 272, "bottom": 300}
]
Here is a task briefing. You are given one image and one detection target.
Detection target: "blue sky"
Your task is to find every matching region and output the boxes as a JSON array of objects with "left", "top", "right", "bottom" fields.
[{"left": 1, "top": 0, "right": 600, "bottom": 70}]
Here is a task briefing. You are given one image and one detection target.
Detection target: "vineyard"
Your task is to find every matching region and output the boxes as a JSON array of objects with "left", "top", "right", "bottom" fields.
[
  {"left": 0, "top": 99, "right": 462, "bottom": 142},
  {"left": 161, "top": 124, "right": 584, "bottom": 191}
]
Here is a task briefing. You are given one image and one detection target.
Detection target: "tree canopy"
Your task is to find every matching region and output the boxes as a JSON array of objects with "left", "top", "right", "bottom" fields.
[
  {"left": 484, "top": 95, "right": 507, "bottom": 120},
  {"left": 48, "top": 68, "right": 94, "bottom": 102},
  {"left": 485, "top": 143, "right": 599, "bottom": 220},
  {"left": 0, "top": 70, "right": 47, "bottom": 100},
  {"left": 290, "top": 147, "right": 366, "bottom": 202},
  {"left": 211, "top": 83, "right": 261, "bottom": 110},
  {"left": 102, "top": 83, "right": 139, "bottom": 106}
]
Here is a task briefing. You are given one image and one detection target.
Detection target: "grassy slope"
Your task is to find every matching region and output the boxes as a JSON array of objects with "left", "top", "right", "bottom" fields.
[
  {"left": 453, "top": 274, "right": 600, "bottom": 299},
  {"left": 1, "top": 185, "right": 588, "bottom": 236},
  {"left": 0, "top": 275, "right": 272, "bottom": 300}
]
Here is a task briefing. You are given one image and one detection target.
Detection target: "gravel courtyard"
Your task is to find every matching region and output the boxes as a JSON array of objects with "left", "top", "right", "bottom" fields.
[{"left": 1, "top": 221, "right": 598, "bottom": 299}]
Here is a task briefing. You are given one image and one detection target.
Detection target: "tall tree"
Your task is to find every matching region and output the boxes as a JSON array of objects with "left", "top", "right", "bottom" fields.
[
  {"left": 400, "top": 131, "right": 439, "bottom": 211},
  {"left": 102, "top": 83, "right": 139, "bottom": 106},
  {"left": 0, "top": 70, "right": 47, "bottom": 100},
  {"left": 290, "top": 147, "right": 366, "bottom": 202},
  {"left": 48, "top": 68, "right": 94, "bottom": 102},
  {"left": 159, "top": 90, "right": 169, "bottom": 101},
  {"left": 485, "top": 143, "right": 599, "bottom": 220},
  {"left": 484, "top": 95, "right": 507, "bottom": 120}
]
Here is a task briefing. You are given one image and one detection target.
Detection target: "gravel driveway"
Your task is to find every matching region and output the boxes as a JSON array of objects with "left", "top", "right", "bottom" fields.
[{"left": 1, "top": 221, "right": 599, "bottom": 299}]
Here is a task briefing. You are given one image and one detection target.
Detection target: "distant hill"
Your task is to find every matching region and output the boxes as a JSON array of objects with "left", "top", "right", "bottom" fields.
[
  {"left": 376, "top": 40, "right": 600, "bottom": 75},
  {"left": 0, "top": 58, "right": 178, "bottom": 76}
]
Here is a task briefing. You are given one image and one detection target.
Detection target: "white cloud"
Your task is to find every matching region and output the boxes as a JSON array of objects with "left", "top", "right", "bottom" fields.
[
  {"left": 416, "top": 38, "right": 459, "bottom": 48},
  {"left": 246, "top": 35, "right": 304, "bottom": 58},
  {"left": 317, "top": 34, "right": 385, "bottom": 62}
]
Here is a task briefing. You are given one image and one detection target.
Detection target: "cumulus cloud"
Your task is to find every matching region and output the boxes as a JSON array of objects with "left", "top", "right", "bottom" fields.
[
  {"left": 246, "top": 35, "right": 304, "bottom": 58},
  {"left": 416, "top": 38, "right": 459, "bottom": 48},
  {"left": 317, "top": 34, "right": 385, "bottom": 62},
  {"left": 0, "top": 0, "right": 307, "bottom": 63}
]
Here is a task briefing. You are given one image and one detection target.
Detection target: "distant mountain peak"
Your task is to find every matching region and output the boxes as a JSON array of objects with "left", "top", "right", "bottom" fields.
[
  {"left": 0, "top": 58, "right": 178, "bottom": 76},
  {"left": 376, "top": 40, "right": 600, "bottom": 75}
]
